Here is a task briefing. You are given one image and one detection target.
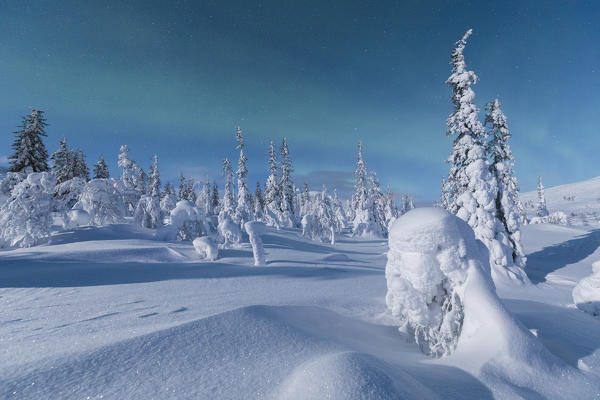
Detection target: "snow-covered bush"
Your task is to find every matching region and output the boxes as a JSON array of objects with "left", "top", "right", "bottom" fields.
[
  {"left": 301, "top": 187, "right": 340, "bottom": 245},
  {"left": 0, "top": 171, "right": 25, "bottom": 200},
  {"left": 193, "top": 236, "right": 219, "bottom": 261},
  {"left": 134, "top": 195, "right": 163, "bottom": 229},
  {"left": 112, "top": 179, "right": 141, "bottom": 214},
  {"left": 0, "top": 172, "right": 55, "bottom": 248},
  {"left": 218, "top": 213, "right": 242, "bottom": 248},
  {"left": 160, "top": 191, "right": 178, "bottom": 216},
  {"left": 385, "top": 207, "right": 492, "bottom": 357},
  {"left": 74, "top": 179, "right": 126, "bottom": 225},
  {"left": 163, "top": 200, "right": 208, "bottom": 241},
  {"left": 573, "top": 261, "right": 600, "bottom": 317},
  {"left": 62, "top": 209, "right": 91, "bottom": 229},
  {"left": 244, "top": 221, "right": 266, "bottom": 266},
  {"left": 53, "top": 177, "right": 86, "bottom": 211},
  {"left": 528, "top": 211, "right": 568, "bottom": 226}
]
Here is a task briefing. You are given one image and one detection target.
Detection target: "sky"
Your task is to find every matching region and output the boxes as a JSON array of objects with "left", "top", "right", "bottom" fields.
[{"left": 0, "top": 0, "right": 599, "bottom": 201}]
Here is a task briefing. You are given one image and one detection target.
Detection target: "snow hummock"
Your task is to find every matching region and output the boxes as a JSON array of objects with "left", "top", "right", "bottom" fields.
[
  {"left": 193, "top": 236, "right": 218, "bottom": 261},
  {"left": 573, "top": 261, "right": 600, "bottom": 317}
]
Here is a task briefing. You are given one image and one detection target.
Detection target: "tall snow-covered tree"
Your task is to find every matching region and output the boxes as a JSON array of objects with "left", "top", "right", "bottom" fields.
[
  {"left": 300, "top": 182, "right": 311, "bottom": 215},
  {"left": 211, "top": 180, "right": 220, "bottom": 214},
  {"left": 178, "top": 173, "right": 187, "bottom": 201},
  {"left": 383, "top": 185, "right": 398, "bottom": 224},
  {"left": 485, "top": 99, "right": 526, "bottom": 269},
  {"left": 221, "top": 158, "right": 235, "bottom": 217},
  {"left": 536, "top": 176, "right": 549, "bottom": 217},
  {"left": 279, "top": 138, "right": 295, "bottom": 216},
  {"left": 9, "top": 109, "right": 50, "bottom": 173},
  {"left": 118, "top": 145, "right": 134, "bottom": 186},
  {"left": 351, "top": 142, "right": 380, "bottom": 236},
  {"left": 235, "top": 126, "right": 252, "bottom": 224},
  {"left": 132, "top": 165, "right": 147, "bottom": 193},
  {"left": 148, "top": 154, "right": 161, "bottom": 197},
  {"left": 352, "top": 142, "right": 368, "bottom": 215},
  {"left": 264, "top": 140, "right": 280, "bottom": 214},
  {"left": 368, "top": 171, "right": 388, "bottom": 236},
  {"left": 254, "top": 181, "right": 265, "bottom": 215},
  {"left": 93, "top": 156, "right": 110, "bottom": 179},
  {"left": 51, "top": 138, "right": 73, "bottom": 184},
  {"left": 443, "top": 29, "right": 526, "bottom": 283},
  {"left": 72, "top": 149, "right": 90, "bottom": 181},
  {"left": 196, "top": 180, "right": 211, "bottom": 215}
]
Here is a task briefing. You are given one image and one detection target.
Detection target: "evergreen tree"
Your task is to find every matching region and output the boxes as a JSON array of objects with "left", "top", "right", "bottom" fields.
[
  {"left": 9, "top": 109, "right": 50, "bottom": 173},
  {"left": 255, "top": 180, "right": 265, "bottom": 211},
  {"left": 149, "top": 154, "right": 161, "bottom": 197},
  {"left": 132, "top": 165, "right": 147, "bottom": 193},
  {"left": 211, "top": 180, "right": 220, "bottom": 214},
  {"left": 197, "top": 180, "right": 211, "bottom": 215},
  {"left": 51, "top": 137, "right": 73, "bottom": 184},
  {"left": 235, "top": 126, "right": 252, "bottom": 223},
  {"left": 178, "top": 173, "right": 187, "bottom": 201},
  {"left": 72, "top": 149, "right": 90, "bottom": 181},
  {"left": 264, "top": 140, "right": 279, "bottom": 205},
  {"left": 93, "top": 156, "right": 110, "bottom": 179},
  {"left": 279, "top": 137, "right": 295, "bottom": 216},
  {"left": 118, "top": 145, "right": 134, "bottom": 186},
  {"left": 352, "top": 142, "right": 368, "bottom": 214},
  {"left": 186, "top": 179, "right": 196, "bottom": 203},
  {"left": 163, "top": 182, "right": 174, "bottom": 197},
  {"left": 222, "top": 158, "right": 235, "bottom": 216},
  {"left": 384, "top": 185, "right": 398, "bottom": 223},
  {"left": 485, "top": 98, "right": 526, "bottom": 268},
  {"left": 301, "top": 182, "right": 311, "bottom": 214},
  {"left": 536, "top": 176, "right": 549, "bottom": 217},
  {"left": 368, "top": 171, "right": 387, "bottom": 236}
]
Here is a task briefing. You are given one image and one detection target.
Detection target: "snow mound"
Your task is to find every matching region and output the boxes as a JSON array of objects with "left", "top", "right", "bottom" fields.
[
  {"left": 386, "top": 207, "right": 491, "bottom": 356},
  {"left": 277, "top": 352, "right": 435, "bottom": 400},
  {"left": 193, "top": 236, "right": 218, "bottom": 261},
  {"left": 573, "top": 261, "right": 600, "bottom": 317},
  {"left": 62, "top": 209, "right": 91, "bottom": 229}
]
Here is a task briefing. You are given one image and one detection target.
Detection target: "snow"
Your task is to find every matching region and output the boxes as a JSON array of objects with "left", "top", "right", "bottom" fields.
[
  {"left": 244, "top": 220, "right": 266, "bottom": 265},
  {"left": 2, "top": 189, "right": 600, "bottom": 398},
  {"left": 193, "top": 236, "right": 219, "bottom": 261},
  {"left": 573, "top": 261, "right": 600, "bottom": 317}
]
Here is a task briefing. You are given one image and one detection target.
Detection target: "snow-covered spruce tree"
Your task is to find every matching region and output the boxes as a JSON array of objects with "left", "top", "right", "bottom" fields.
[
  {"left": 75, "top": 179, "right": 126, "bottom": 225},
  {"left": 211, "top": 180, "right": 220, "bottom": 215},
  {"left": 383, "top": 185, "right": 398, "bottom": 225},
  {"left": 234, "top": 127, "right": 252, "bottom": 224},
  {"left": 0, "top": 172, "right": 55, "bottom": 248},
  {"left": 254, "top": 181, "right": 265, "bottom": 219},
  {"left": 160, "top": 182, "right": 178, "bottom": 216},
  {"left": 301, "top": 185, "right": 340, "bottom": 245},
  {"left": 368, "top": 171, "right": 388, "bottom": 236},
  {"left": 332, "top": 189, "right": 347, "bottom": 230},
  {"left": 51, "top": 138, "right": 73, "bottom": 184},
  {"left": 132, "top": 164, "right": 147, "bottom": 194},
  {"left": 72, "top": 149, "right": 90, "bottom": 181},
  {"left": 9, "top": 109, "right": 50, "bottom": 173},
  {"left": 485, "top": 99, "right": 526, "bottom": 269},
  {"left": 186, "top": 179, "right": 196, "bottom": 203},
  {"left": 148, "top": 154, "right": 161, "bottom": 197},
  {"left": 264, "top": 141, "right": 279, "bottom": 206},
  {"left": 178, "top": 173, "right": 187, "bottom": 201},
  {"left": 93, "top": 156, "right": 110, "bottom": 179},
  {"left": 536, "top": 176, "right": 549, "bottom": 217},
  {"left": 439, "top": 177, "right": 450, "bottom": 210},
  {"left": 279, "top": 137, "right": 296, "bottom": 226},
  {"left": 117, "top": 145, "right": 135, "bottom": 187},
  {"left": 196, "top": 180, "right": 211, "bottom": 215},
  {"left": 443, "top": 30, "right": 525, "bottom": 283},
  {"left": 53, "top": 177, "right": 86, "bottom": 211},
  {"left": 351, "top": 142, "right": 381, "bottom": 237},
  {"left": 221, "top": 158, "right": 236, "bottom": 218},
  {"left": 134, "top": 195, "right": 163, "bottom": 229},
  {"left": 300, "top": 182, "right": 311, "bottom": 216}
]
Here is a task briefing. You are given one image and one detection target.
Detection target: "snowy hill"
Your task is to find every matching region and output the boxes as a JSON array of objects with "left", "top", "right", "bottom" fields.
[{"left": 521, "top": 176, "right": 600, "bottom": 226}]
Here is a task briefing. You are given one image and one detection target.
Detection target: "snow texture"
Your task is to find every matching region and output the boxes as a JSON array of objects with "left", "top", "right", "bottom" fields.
[
  {"left": 245, "top": 220, "right": 266, "bottom": 265},
  {"left": 573, "top": 261, "right": 600, "bottom": 317},
  {"left": 193, "top": 236, "right": 219, "bottom": 261}
]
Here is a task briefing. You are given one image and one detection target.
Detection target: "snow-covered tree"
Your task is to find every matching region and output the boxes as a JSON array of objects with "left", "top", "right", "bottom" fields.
[
  {"left": 234, "top": 127, "right": 252, "bottom": 224},
  {"left": 132, "top": 164, "right": 147, "bottom": 194},
  {"left": 72, "top": 149, "right": 89, "bottom": 181},
  {"left": 368, "top": 171, "right": 388, "bottom": 236},
  {"left": 211, "top": 180, "right": 220, "bottom": 215},
  {"left": 536, "top": 176, "right": 549, "bottom": 217},
  {"left": 264, "top": 141, "right": 279, "bottom": 206},
  {"left": 300, "top": 182, "right": 311, "bottom": 216},
  {"left": 301, "top": 185, "right": 340, "bottom": 245},
  {"left": 117, "top": 145, "right": 134, "bottom": 187},
  {"left": 75, "top": 179, "right": 127, "bottom": 225},
  {"left": 221, "top": 158, "right": 236, "bottom": 218},
  {"left": 196, "top": 180, "right": 212, "bottom": 215},
  {"left": 178, "top": 173, "right": 187, "bottom": 201},
  {"left": 442, "top": 30, "right": 526, "bottom": 283},
  {"left": 0, "top": 172, "right": 55, "bottom": 247},
  {"left": 93, "top": 156, "right": 110, "bottom": 179},
  {"left": 148, "top": 154, "right": 161, "bottom": 197},
  {"left": 51, "top": 138, "right": 73, "bottom": 184},
  {"left": 383, "top": 185, "right": 398, "bottom": 225},
  {"left": 485, "top": 99, "right": 526, "bottom": 269},
  {"left": 279, "top": 138, "right": 296, "bottom": 224},
  {"left": 53, "top": 177, "right": 86, "bottom": 211},
  {"left": 134, "top": 195, "right": 163, "bottom": 229},
  {"left": 160, "top": 182, "right": 178, "bottom": 216},
  {"left": 351, "top": 142, "right": 381, "bottom": 237},
  {"left": 9, "top": 109, "right": 49, "bottom": 173},
  {"left": 162, "top": 200, "right": 208, "bottom": 241},
  {"left": 332, "top": 189, "right": 347, "bottom": 230}
]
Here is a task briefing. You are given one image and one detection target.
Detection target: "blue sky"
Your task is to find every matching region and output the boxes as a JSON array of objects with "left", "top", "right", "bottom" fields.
[{"left": 0, "top": 1, "right": 599, "bottom": 200}]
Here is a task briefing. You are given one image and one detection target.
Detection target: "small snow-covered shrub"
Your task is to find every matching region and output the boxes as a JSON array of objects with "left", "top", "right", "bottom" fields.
[
  {"left": 385, "top": 207, "right": 492, "bottom": 357},
  {"left": 134, "top": 195, "right": 163, "bottom": 229},
  {"left": 160, "top": 192, "right": 178, "bottom": 216},
  {"left": 53, "top": 177, "right": 86, "bottom": 211},
  {"left": 74, "top": 179, "right": 126, "bottom": 225},
  {"left": 528, "top": 211, "right": 568, "bottom": 226},
  {"left": 112, "top": 179, "right": 141, "bottom": 215},
  {"left": 573, "top": 261, "right": 600, "bottom": 317},
  {"left": 0, "top": 172, "right": 55, "bottom": 248},
  {"left": 193, "top": 236, "right": 219, "bottom": 261},
  {"left": 0, "top": 171, "right": 25, "bottom": 199},
  {"left": 244, "top": 221, "right": 266, "bottom": 266},
  {"left": 62, "top": 209, "right": 91, "bottom": 229},
  {"left": 163, "top": 201, "right": 207, "bottom": 241}
]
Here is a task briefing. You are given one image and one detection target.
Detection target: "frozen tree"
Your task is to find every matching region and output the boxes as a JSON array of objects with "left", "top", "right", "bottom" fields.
[
  {"left": 300, "top": 183, "right": 311, "bottom": 216},
  {"left": 74, "top": 179, "right": 127, "bottom": 225},
  {"left": 332, "top": 189, "right": 347, "bottom": 230},
  {"left": 148, "top": 154, "right": 161, "bottom": 197},
  {"left": 132, "top": 165, "right": 147, "bottom": 194},
  {"left": 439, "top": 177, "right": 450, "bottom": 210},
  {"left": 536, "top": 176, "right": 549, "bottom": 217},
  {"left": 352, "top": 142, "right": 368, "bottom": 217},
  {"left": 178, "top": 174, "right": 187, "bottom": 201},
  {"left": 51, "top": 138, "right": 73, "bottom": 184},
  {"left": 53, "top": 177, "right": 86, "bottom": 211},
  {"left": 0, "top": 172, "right": 55, "bottom": 248},
  {"left": 368, "top": 171, "right": 388, "bottom": 236},
  {"left": 264, "top": 141, "right": 279, "bottom": 206},
  {"left": 244, "top": 221, "right": 267, "bottom": 266},
  {"left": 301, "top": 186, "right": 340, "bottom": 245},
  {"left": 196, "top": 180, "right": 212, "bottom": 215},
  {"left": 485, "top": 99, "right": 526, "bottom": 269},
  {"left": 351, "top": 142, "right": 381, "bottom": 237},
  {"left": 186, "top": 179, "right": 196, "bottom": 203},
  {"left": 254, "top": 181, "right": 265, "bottom": 213},
  {"left": 193, "top": 236, "right": 219, "bottom": 261},
  {"left": 221, "top": 158, "right": 236, "bottom": 218},
  {"left": 211, "top": 180, "right": 220, "bottom": 215},
  {"left": 279, "top": 138, "right": 296, "bottom": 225},
  {"left": 72, "top": 149, "right": 90, "bottom": 181},
  {"left": 383, "top": 185, "right": 398, "bottom": 225},
  {"left": 235, "top": 126, "right": 252, "bottom": 224},
  {"left": 134, "top": 195, "right": 163, "bottom": 229},
  {"left": 93, "top": 156, "right": 110, "bottom": 179},
  {"left": 160, "top": 182, "right": 178, "bottom": 216},
  {"left": 118, "top": 145, "right": 134, "bottom": 186},
  {"left": 9, "top": 109, "right": 49, "bottom": 173},
  {"left": 163, "top": 200, "right": 208, "bottom": 241},
  {"left": 442, "top": 30, "right": 525, "bottom": 283}
]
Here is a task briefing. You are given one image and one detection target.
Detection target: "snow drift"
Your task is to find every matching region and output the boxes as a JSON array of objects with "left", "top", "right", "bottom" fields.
[{"left": 573, "top": 261, "right": 600, "bottom": 317}]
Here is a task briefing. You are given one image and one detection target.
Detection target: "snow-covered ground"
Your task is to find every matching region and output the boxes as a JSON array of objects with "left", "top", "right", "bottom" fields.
[{"left": 2, "top": 202, "right": 600, "bottom": 398}]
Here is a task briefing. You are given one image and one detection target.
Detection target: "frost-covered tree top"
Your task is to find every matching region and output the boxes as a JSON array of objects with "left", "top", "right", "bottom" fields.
[
  {"left": 118, "top": 145, "right": 135, "bottom": 186},
  {"left": 536, "top": 176, "right": 548, "bottom": 217},
  {"left": 222, "top": 158, "right": 235, "bottom": 215},
  {"left": 352, "top": 142, "right": 368, "bottom": 212},
  {"left": 93, "top": 156, "right": 110, "bottom": 180},
  {"left": 9, "top": 109, "right": 50, "bottom": 173},
  {"left": 51, "top": 137, "right": 73, "bottom": 184},
  {"left": 235, "top": 127, "right": 252, "bottom": 223},
  {"left": 72, "top": 149, "right": 89, "bottom": 181},
  {"left": 149, "top": 154, "right": 161, "bottom": 197}
]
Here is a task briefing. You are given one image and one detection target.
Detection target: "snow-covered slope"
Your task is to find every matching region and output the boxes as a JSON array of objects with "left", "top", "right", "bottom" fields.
[
  {"left": 1, "top": 222, "right": 600, "bottom": 398},
  {"left": 521, "top": 176, "right": 600, "bottom": 226}
]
